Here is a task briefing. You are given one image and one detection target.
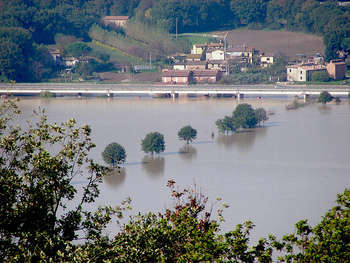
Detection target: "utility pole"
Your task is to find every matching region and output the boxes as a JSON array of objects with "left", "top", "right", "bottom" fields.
[
  {"left": 224, "top": 32, "right": 229, "bottom": 76},
  {"left": 149, "top": 52, "right": 152, "bottom": 68},
  {"left": 176, "top": 17, "right": 178, "bottom": 39}
]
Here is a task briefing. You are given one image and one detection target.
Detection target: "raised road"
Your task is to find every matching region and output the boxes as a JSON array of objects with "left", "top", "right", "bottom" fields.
[{"left": 0, "top": 83, "right": 349, "bottom": 99}]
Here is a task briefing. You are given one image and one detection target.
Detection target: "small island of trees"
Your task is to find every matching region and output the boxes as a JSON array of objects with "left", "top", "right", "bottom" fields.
[{"left": 216, "top": 103, "right": 268, "bottom": 134}]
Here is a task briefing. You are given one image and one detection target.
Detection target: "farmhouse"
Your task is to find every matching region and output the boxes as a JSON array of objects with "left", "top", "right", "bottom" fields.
[
  {"left": 192, "top": 70, "right": 221, "bottom": 83},
  {"left": 102, "top": 16, "right": 129, "bottom": 27},
  {"left": 186, "top": 61, "right": 208, "bottom": 70},
  {"left": 161, "top": 70, "right": 192, "bottom": 84},
  {"left": 260, "top": 53, "right": 274, "bottom": 67},
  {"left": 287, "top": 63, "right": 327, "bottom": 82}
]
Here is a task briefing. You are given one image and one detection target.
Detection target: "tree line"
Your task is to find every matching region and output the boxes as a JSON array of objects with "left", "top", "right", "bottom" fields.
[
  {"left": 0, "top": 100, "right": 349, "bottom": 262},
  {"left": 1, "top": 0, "right": 349, "bottom": 81}
]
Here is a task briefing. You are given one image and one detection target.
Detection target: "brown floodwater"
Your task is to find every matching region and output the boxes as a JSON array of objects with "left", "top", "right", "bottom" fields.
[{"left": 17, "top": 96, "right": 350, "bottom": 241}]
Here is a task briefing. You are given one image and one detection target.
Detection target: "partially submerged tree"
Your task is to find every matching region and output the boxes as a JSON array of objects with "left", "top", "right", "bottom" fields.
[
  {"left": 318, "top": 91, "right": 333, "bottom": 104},
  {"left": 141, "top": 132, "right": 165, "bottom": 155},
  {"left": 232, "top": 103, "right": 258, "bottom": 129},
  {"left": 102, "top": 142, "right": 126, "bottom": 167},
  {"left": 216, "top": 116, "right": 235, "bottom": 134},
  {"left": 254, "top": 108, "right": 268, "bottom": 126},
  {"left": 178, "top": 125, "right": 197, "bottom": 144}
]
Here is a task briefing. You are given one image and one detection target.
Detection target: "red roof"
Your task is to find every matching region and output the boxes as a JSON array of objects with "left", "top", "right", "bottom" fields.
[
  {"left": 162, "top": 70, "right": 191, "bottom": 77},
  {"left": 192, "top": 70, "right": 219, "bottom": 77}
]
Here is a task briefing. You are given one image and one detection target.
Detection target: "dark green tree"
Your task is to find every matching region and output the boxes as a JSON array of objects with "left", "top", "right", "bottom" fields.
[
  {"left": 254, "top": 108, "right": 268, "bottom": 127},
  {"left": 232, "top": 103, "right": 258, "bottom": 129},
  {"left": 102, "top": 142, "right": 126, "bottom": 167},
  {"left": 215, "top": 116, "right": 235, "bottom": 134},
  {"left": 178, "top": 125, "right": 197, "bottom": 144},
  {"left": 318, "top": 91, "right": 333, "bottom": 104},
  {"left": 66, "top": 42, "right": 92, "bottom": 58},
  {"left": 141, "top": 132, "right": 165, "bottom": 155}
]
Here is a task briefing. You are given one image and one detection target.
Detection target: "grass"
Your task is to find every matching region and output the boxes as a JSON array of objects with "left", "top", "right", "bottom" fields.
[
  {"left": 175, "top": 33, "right": 217, "bottom": 46},
  {"left": 88, "top": 41, "right": 142, "bottom": 65}
]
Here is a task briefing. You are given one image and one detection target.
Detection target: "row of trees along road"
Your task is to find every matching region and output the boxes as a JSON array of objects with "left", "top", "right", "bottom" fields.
[
  {"left": 1, "top": 100, "right": 349, "bottom": 261},
  {"left": 216, "top": 103, "right": 268, "bottom": 134},
  {"left": 102, "top": 125, "right": 197, "bottom": 167}
]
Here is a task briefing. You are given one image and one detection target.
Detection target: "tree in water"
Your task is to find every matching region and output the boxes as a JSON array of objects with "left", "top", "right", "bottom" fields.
[
  {"left": 178, "top": 125, "right": 197, "bottom": 144},
  {"left": 254, "top": 108, "right": 268, "bottom": 127},
  {"left": 102, "top": 142, "right": 126, "bottom": 167},
  {"left": 141, "top": 132, "right": 165, "bottom": 155},
  {"left": 232, "top": 103, "right": 258, "bottom": 129},
  {"left": 318, "top": 91, "right": 333, "bottom": 104}
]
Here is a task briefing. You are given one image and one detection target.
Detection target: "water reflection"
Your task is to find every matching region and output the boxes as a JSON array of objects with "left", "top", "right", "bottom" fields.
[
  {"left": 103, "top": 167, "right": 126, "bottom": 189},
  {"left": 317, "top": 105, "right": 332, "bottom": 114},
  {"left": 142, "top": 155, "right": 165, "bottom": 179},
  {"left": 178, "top": 145, "right": 197, "bottom": 162},
  {"left": 216, "top": 128, "right": 267, "bottom": 152}
]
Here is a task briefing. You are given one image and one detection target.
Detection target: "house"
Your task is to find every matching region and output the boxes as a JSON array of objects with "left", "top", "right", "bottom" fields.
[
  {"left": 207, "top": 60, "right": 226, "bottom": 71},
  {"left": 62, "top": 57, "right": 80, "bottom": 67},
  {"left": 286, "top": 63, "right": 327, "bottom": 82},
  {"left": 260, "top": 53, "right": 274, "bottom": 67},
  {"left": 192, "top": 70, "right": 221, "bottom": 83},
  {"left": 185, "top": 54, "right": 203, "bottom": 62},
  {"left": 191, "top": 43, "right": 224, "bottom": 55},
  {"left": 102, "top": 16, "right": 129, "bottom": 27},
  {"left": 191, "top": 44, "right": 206, "bottom": 55},
  {"left": 326, "top": 59, "right": 346, "bottom": 80},
  {"left": 161, "top": 70, "right": 192, "bottom": 84},
  {"left": 206, "top": 49, "right": 225, "bottom": 61},
  {"left": 186, "top": 61, "right": 208, "bottom": 70}
]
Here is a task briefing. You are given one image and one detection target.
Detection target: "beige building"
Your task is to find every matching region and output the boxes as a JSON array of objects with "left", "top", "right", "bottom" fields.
[
  {"left": 260, "top": 53, "right": 274, "bottom": 67},
  {"left": 191, "top": 43, "right": 224, "bottom": 55},
  {"left": 206, "top": 49, "right": 225, "bottom": 61},
  {"left": 102, "top": 16, "right": 129, "bottom": 27},
  {"left": 326, "top": 59, "right": 346, "bottom": 80},
  {"left": 287, "top": 64, "right": 327, "bottom": 82}
]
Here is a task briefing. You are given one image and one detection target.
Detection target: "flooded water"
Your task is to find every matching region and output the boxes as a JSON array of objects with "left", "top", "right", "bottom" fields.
[{"left": 17, "top": 97, "right": 350, "bottom": 241}]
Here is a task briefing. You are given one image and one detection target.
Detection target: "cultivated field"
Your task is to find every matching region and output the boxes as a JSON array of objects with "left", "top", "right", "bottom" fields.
[{"left": 216, "top": 30, "right": 325, "bottom": 58}]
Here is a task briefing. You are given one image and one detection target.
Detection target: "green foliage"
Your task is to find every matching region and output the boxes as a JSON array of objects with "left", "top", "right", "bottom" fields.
[
  {"left": 254, "top": 108, "right": 268, "bottom": 126},
  {"left": 276, "top": 189, "right": 350, "bottom": 262},
  {"left": 178, "top": 125, "right": 197, "bottom": 144},
  {"left": 216, "top": 116, "right": 235, "bottom": 134},
  {"left": 65, "top": 42, "right": 91, "bottom": 58},
  {"left": 141, "top": 132, "right": 165, "bottom": 154},
  {"left": 312, "top": 71, "right": 330, "bottom": 82},
  {"left": 0, "top": 100, "right": 126, "bottom": 261},
  {"left": 74, "top": 58, "right": 114, "bottom": 78},
  {"left": 102, "top": 142, "right": 127, "bottom": 167},
  {"left": 318, "top": 91, "right": 333, "bottom": 104},
  {"left": 233, "top": 103, "right": 258, "bottom": 129}
]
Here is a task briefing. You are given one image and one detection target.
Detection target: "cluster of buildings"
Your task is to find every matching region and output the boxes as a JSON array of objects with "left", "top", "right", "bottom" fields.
[
  {"left": 286, "top": 59, "right": 346, "bottom": 82},
  {"left": 162, "top": 42, "right": 275, "bottom": 84}
]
